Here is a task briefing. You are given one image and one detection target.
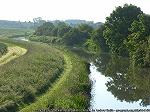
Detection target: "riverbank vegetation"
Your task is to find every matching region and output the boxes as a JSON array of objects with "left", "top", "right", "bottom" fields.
[
  {"left": 103, "top": 4, "right": 150, "bottom": 68},
  {"left": 0, "top": 39, "right": 91, "bottom": 111},
  {"left": 21, "top": 50, "right": 91, "bottom": 112},
  {"left": 0, "top": 39, "right": 64, "bottom": 111},
  {"left": 30, "top": 4, "right": 150, "bottom": 68},
  {"left": 0, "top": 2, "right": 149, "bottom": 112}
]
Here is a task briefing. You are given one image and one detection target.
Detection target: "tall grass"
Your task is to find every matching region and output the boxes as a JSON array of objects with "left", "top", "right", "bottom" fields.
[
  {"left": 28, "top": 35, "right": 62, "bottom": 44},
  {"left": 0, "top": 39, "right": 64, "bottom": 111},
  {"left": 21, "top": 49, "right": 91, "bottom": 112}
]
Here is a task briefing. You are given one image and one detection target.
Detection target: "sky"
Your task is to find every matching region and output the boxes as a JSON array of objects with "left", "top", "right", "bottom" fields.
[{"left": 0, "top": 0, "right": 150, "bottom": 23}]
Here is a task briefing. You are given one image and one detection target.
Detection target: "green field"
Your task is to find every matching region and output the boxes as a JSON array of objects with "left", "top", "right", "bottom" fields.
[
  {"left": 0, "top": 28, "right": 34, "bottom": 38},
  {"left": 0, "top": 39, "right": 65, "bottom": 111},
  {"left": 21, "top": 50, "right": 91, "bottom": 111},
  {"left": 0, "top": 39, "right": 91, "bottom": 111}
]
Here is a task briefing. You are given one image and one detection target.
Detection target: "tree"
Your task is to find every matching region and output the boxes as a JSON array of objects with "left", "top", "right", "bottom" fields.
[
  {"left": 125, "top": 14, "right": 150, "bottom": 67},
  {"left": 103, "top": 4, "right": 143, "bottom": 56},
  {"left": 63, "top": 28, "right": 87, "bottom": 46},
  {"left": 56, "top": 22, "right": 71, "bottom": 37},
  {"left": 84, "top": 38, "right": 100, "bottom": 53},
  {"left": 34, "top": 22, "right": 55, "bottom": 36},
  {"left": 33, "top": 17, "right": 46, "bottom": 28},
  {"left": 78, "top": 24, "right": 93, "bottom": 33},
  {"left": 92, "top": 26, "right": 109, "bottom": 52},
  {"left": 84, "top": 26, "right": 109, "bottom": 53}
]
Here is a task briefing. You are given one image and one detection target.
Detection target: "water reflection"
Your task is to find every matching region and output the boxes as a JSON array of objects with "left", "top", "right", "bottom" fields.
[
  {"left": 69, "top": 47, "right": 150, "bottom": 108},
  {"left": 93, "top": 54, "right": 150, "bottom": 107},
  {"left": 13, "top": 37, "right": 29, "bottom": 41}
]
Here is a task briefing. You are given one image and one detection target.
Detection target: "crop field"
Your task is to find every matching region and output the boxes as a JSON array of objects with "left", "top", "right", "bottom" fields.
[{"left": 0, "top": 39, "right": 64, "bottom": 111}]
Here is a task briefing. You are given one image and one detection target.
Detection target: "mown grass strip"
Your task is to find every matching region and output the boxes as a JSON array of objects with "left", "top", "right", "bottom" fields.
[
  {"left": 0, "top": 45, "right": 27, "bottom": 66},
  {"left": 20, "top": 50, "right": 91, "bottom": 112}
]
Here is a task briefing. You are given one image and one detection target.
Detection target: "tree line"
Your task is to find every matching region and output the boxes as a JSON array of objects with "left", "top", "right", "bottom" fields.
[
  {"left": 33, "top": 22, "right": 91, "bottom": 46},
  {"left": 32, "top": 4, "right": 150, "bottom": 68},
  {"left": 103, "top": 4, "right": 150, "bottom": 68}
]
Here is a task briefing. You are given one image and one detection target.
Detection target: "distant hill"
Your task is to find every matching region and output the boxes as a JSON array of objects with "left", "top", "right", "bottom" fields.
[
  {"left": 0, "top": 19, "right": 103, "bottom": 29},
  {"left": 65, "top": 19, "right": 87, "bottom": 26},
  {"left": 0, "top": 20, "right": 34, "bottom": 29},
  {"left": 65, "top": 19, "right": 103, "bottom": 28},
  {"left": 49, "top": 19, "right": 103, "bottom": 28}
]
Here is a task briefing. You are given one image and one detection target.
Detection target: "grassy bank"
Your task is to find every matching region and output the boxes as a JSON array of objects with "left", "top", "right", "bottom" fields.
[
  {"left": 0, "top": 45, "right": 27, "bottom": 66},
  {"left": 20, "top": 49, "right": 91, "bottom": 111},
  {"left": 0, "top": 39, "right": 64, "bottom": 111}
]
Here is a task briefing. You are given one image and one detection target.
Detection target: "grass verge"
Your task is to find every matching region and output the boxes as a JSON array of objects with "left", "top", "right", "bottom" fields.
[
  {"left": 0, "top": 38, "right": 64, "bottom": 112},
  {"left": 20, "top": 49, "right": 91, "bottom": 112}
]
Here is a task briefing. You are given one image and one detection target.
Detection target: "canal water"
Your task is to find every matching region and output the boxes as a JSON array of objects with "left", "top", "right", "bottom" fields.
[
  {"left": 89, "top": 54, "right": 150, "bottom": 109},
  {"left": 15, "top": 37, "right": 150, "bottom": 109},
  {"left": 13, "top": 37, "right": 29, "bottom": 41}
]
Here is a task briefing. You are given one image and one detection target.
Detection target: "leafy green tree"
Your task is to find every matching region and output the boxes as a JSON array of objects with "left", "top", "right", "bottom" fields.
[
  {"left": 78, "top": 24, "right": 93, "bottom": 40},
  {"left": 34, "top": 22, "right": 55, "bottom": 36},
  {"left": 125, "top": 14, "right": 150, "bottom": 67},
  {"left": 33, "top": 17, "right": 46, "bottom": 28},
  {"left": 63, "top": 28, "right": 87, "bottom": 46},
  {"left": 84, "top": 38, "right": 100, "bottom": 53},
  {"left": 56, "top": 22, "right": 71, "bottom": 37},
  {"left": 91, "top": 26, "right": 109, "bottom": 52},
  {"left": 78, "top": 24, "right": 93, "bottom": 33},
  {"left": 103, "top": 4, "right": 143, "bottom": 56},
  {"left": 84, "top": 25, "right": 110, "bottom": 53},
  {"left": 51, "top": 27, "right": 58, "bottom": 37}
]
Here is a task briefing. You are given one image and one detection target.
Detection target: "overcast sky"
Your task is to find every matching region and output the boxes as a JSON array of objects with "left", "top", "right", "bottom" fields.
[{"left": 0, "top": 0, "right": 150, "bottom": 22}]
